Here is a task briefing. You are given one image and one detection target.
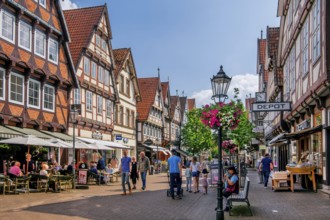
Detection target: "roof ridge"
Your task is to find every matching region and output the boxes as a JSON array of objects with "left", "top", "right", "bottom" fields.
[{"left": 63, "top": 4, "right": 105, "bottom": 12}]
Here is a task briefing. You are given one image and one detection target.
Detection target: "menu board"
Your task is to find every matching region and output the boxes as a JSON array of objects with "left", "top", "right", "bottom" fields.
[{"left": 78, "top": 169, "right": 88, "bottom": 184}]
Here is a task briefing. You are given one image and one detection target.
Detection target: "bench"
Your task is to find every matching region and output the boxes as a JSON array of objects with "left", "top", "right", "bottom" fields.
[{"left": 228, "top": 177, "right": 252, "bottom": 216}]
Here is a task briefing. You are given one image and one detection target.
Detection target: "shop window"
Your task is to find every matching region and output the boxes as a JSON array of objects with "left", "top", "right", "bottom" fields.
[
  {"left": 312, "top": 133, "right": 322, "bottom": 174},
  {"left": 314, "top": 113, "right": 322, "bottom": 126}
]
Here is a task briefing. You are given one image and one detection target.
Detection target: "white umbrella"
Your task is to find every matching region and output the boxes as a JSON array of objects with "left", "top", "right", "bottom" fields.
[
  {"left": 74, "top": 140, "right": 96, "bottom": 149},
  {"left": 0, "top": 135, "right": 57, "bottom": 173},
  {"left": 49, "top": 138, "right": 72, "bottom": 148},
  {"left": 88, "top": 142, "right": 114, "bottom": 150}
]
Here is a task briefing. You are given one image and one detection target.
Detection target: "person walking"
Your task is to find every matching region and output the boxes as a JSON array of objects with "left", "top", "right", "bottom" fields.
[
  {"left": 190, "top": 156, "right": 201, "bottom": 193},
  {"left": 130, "top": 156, "right": 139, "bottom": 190},
  {"left": 259, "top": 153, "right": 273, "bottom": 188},
  {"left": 167, "top": 149, "right": 182, "bottom": 199},
  {"left": 256, "top": 156, "right": 264, "bottom": 184},
  {"left": 119, "top": 150, "right": 132, "bottom": 195},
  {"left": 138, "top": 151, "right": 150, "bottom": 190},
  {"left": 185, "top": 166, "right": 192, "bottom": 192}
]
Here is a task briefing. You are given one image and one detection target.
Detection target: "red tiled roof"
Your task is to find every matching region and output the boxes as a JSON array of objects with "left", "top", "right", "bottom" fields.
[
  {"left": 161, "top": 82, "right": 169, "bottom": 103},
  {"left": 267, "top": 27, "right": 280, "bottom": 84},
  {"left": 170, "top": 96, "right": 179, "bottom": 119},
  {"left": 63, "top": 5, "right": 105, "bottom": 67},
  {"left": 113, "top": 48, "right": 130, "bottom": 79},
  {"left": 187, "top": 99, "right": 196, "bottom": 111},
  {"left": 258, "top": 39, "right": 267, "bottom": 68},
  {"left": 137, "top": 77, "right": 160, "bottom": 121}
]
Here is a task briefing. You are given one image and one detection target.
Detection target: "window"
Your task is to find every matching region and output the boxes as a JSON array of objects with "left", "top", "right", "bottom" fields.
[
  {"left": 126, "top": 109, "right": 130, "bottom": 127},
  {"left": 9, "top": 73, "right": 24, "bottom": 104},
  {"left": 302, "top": 21, "right": 309, "bottom": 74},
  {"left": 86, "top": 91, "right": 92, "bottom": 111},
  {"left": 48, "top": 39, "right": 58, "bottom": 63},
  {"left": 0, "top": 68, "right": 5, "bottom": 100},
  {"left": 98, "top": 66, "right": 103, "bottom": 83},
  {"left": 28, "top": 79, "right": 40, "bottom": 108},
  {"left": 104, "top": 70, "right": 110, "bottom": 86},
  {"left": 96, "top": 35, "right": 101, "bottom": 46},
  {"left": 97, "top": 95, "right": 103, "bottom": 114},
  {"left": 35, "top": 30, "right": 46, "bottom": 57},
  {"left": 84, "top": 57, "right": 90, "bottom": 75},
  {"left": 131, "top": 111, "right": 135, "bottom": 128},
  {"left": 73, "top": 88, "right": 80, "bottom": 104},
  {"left": 19, "top": 21, "right": 31, "bottom": 51},
  {"left": 102, "top": 38, "right": 107, "bottom": 50},
  {"left": 120, "top": 106, "right": 124, "bottom": 125},
  {"left": 120, "top": 75, "right": 124, "bottom": 93},
  {"left": 143, "top": 124, "right": 147, "bottom": 135},
  {"left": 43, "top": 84, "right": 55, "bottom": 111},
  {"left": 126, "top": 78, "right": 130, "bottom": 96},
  {"left": 106, "top": 100, "right": 112, "bottom": 118},
  {"left": 1, "top": 11, "right": 15, "bottom": 43},
  {"left": 312, "top": 0, "right": 321, "bottom": 62},
  {"left": 289, "top": 47, "right": 295, "bottom": 91},
  {"left": 91, "top": 62, "right": 96, "bottom": 78},
  {"left": 39, "top": 0, "right": 46, "bottom": 8}
]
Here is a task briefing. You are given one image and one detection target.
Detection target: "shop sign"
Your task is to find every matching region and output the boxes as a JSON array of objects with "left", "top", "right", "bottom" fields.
[
  {"left": 92, "top": 130, "right": 103, "bottom": 140},
  {"left": 297, "top": 119, "right": 310, "bottom": 131},
  {"left": 115, "top": 134, "right": 122, "bottom": 140},
  {"left": 144, "top": 139, "right": 153, "bottom": 146},
  {"left": 252, "top": 102, "right": 291, "bottom": 112}
]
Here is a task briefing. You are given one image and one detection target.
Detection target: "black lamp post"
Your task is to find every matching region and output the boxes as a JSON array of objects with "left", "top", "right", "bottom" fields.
[
  {"left": 70, "top": 104, "right": 80, "bottom": 189},
  {"left": 211, "top": 65, "right": 232, "bottom": 220}
]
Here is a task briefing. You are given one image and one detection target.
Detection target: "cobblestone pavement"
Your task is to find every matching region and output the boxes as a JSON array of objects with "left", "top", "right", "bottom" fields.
[{"left": 0, "top": 170, "right": 330, "bottom": 220}]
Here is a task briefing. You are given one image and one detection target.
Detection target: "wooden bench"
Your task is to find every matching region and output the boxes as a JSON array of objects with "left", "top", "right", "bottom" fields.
[{"left": 228, "top": 177, "right": 252, "bottom": 216}]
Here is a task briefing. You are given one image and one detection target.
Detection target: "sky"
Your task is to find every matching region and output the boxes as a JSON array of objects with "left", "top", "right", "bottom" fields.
[{"left": 60, "top": 0, "right": 280, "bottom": 107}]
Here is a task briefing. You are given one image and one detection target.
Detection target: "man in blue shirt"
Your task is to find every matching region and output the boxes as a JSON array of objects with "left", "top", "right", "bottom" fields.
[
  {"left": 167, "top": 149, "right": 182, "bottom": 199},
  {"left": 120, "top": 150, "right": 132, "bottom": 195},
  {"left": 259, "top": 153, "right": 273, "bottom": 188}
]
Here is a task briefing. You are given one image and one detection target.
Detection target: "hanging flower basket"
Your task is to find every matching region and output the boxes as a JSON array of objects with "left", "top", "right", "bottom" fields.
[
  {"left": 222, "top": 140, "right": 238, "bottom": 154},
  {"left": 200, "top": 100, "right": 243, "bottom": 130}
]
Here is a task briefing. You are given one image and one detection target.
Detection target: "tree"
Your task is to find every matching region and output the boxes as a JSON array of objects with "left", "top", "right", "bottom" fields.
[{"left": 181, "top": 108, "right": 215, "bottom": 155}]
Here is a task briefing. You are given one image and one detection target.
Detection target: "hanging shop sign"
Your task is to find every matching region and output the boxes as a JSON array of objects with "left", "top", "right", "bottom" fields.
[{"left": 252, "top": 102, "right": 291, "bottom": 112}]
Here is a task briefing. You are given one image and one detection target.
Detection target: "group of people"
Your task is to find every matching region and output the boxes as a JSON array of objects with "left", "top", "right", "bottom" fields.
[{"left": 184, "top": 157, "right": 209, "bottom": 195}]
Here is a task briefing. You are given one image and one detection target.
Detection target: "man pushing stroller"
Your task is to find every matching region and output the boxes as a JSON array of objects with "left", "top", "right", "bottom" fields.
[{"left": 167, "top": 149, "right": 182, "bottom": 199}]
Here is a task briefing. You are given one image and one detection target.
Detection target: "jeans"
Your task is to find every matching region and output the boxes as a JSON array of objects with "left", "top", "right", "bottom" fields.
[
  {"left": 263, "top": 170, "right": 270, "bottom": 187},
  {"left": 121, "top": 172, "right": 131, "bottom": 193},
  {"left": 186, "top": 177, "right": 192, "bottom": 191},
  {"left": 140, "top": 171, "right": 147, "bottom": 188},
  {"left": 258, "top": 170, "right": 264, "bottom": 183},
  {"left": 170, "top": 173, "right": 182, "bottom": 197}
]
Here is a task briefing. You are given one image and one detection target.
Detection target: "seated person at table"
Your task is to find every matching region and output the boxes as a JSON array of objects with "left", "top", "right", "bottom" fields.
[
  {"left": 40, "top": 164, "right": 57, "bottom": 191},
  {"left": 97, "top": 155, "right": 106, "bottom": 171},
  {"left": 53, "top": 162, "right": 62, "bottom": 171},
  {"left": 9, "top": 161, "right": 23, "bottom": 178},
  {"left": 67, "top": 162, "right": 74, "bottom": 174},
  {"left": 105, "top": 164, "right": 114, "bottom": 174},
  {"left": 78, "top": 161, "right": 88, "bottom": 169},
  {"left": 88, "top": 164, "right": 105, "bottom": 184}
]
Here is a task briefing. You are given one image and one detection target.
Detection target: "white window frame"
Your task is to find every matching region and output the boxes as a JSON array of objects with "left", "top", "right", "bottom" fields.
[
  {"left": 98, "top": 66, "right": 103, "bottom": 83},
  {"left": 91, "top": 62, "right": 96, "bottom": 78},
  {"left": 73, "top": 88, "right": 80, "bottom": 105},
  {"left": 27, "top": 79, "right": 40, "bottom": 109},
  {"left": 18, "top": 21, "right": 32, "bottom": 51},
  {"left": 43, "top": 84, "right": 55, "bottom": 112},
  {"left": 86, "top": 91, "right": 92, "bottom": 111},
  {"left": 96, "top": 35, "right": 101, "bottom": 46},
  {"left": 106, "top": 100, "right": 112, "bottom": 118},
  {"left": 84, "top": 57, "right": 90, "bottom": 75},
  {"left": 35, "top": 30, "right": 46, "bottom": 58},
  {"left": 39, "top": 0, "right": 46, "bottom": 8},
  {"left": 104, "top": 70, "right": 110, "bottom": 86},
  {"left": 97, "top": 95, "right": 103, "bottom": 115},
  {"left": 312, "top": 0, "right": 321, "bottom": 62},
  {"left": 1, "top": 10, "right": 15, "bottom": 43},
  {"left": 102, "top": 38, "right": 107, "bottom": 50},
  {"left": 302, "top": 21, "right": 309, "bottom": 75},
  {"left": 0, "top": 68, "right": 5, "bottom": 100},
  {"left": 48, "top": 38, "right": 58, "bottom": 64},
  {"left": 9, "top": 72, "right": 24, "bottom": 105}
]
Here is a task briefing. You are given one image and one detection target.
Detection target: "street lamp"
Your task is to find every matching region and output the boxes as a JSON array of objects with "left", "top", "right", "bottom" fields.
[
  {"left": 70, "top": 104, "right": 80, "bottom": 189},
  {"left": 211, "top": 65, "right": 232, "bottom": 220}
]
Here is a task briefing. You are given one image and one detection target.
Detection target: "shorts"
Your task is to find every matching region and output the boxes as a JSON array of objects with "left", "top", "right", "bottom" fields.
[{"left": 192, "top": 171, "right": 198, "bottom": 177}]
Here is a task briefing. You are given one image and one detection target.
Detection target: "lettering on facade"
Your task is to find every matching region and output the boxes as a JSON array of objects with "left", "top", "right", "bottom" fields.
[{"left": 297, "top": 119, "right": 311, "bottom": 131}]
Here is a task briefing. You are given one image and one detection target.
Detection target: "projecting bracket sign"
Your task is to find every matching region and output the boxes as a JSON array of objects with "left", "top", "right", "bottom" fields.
[{"left": 252, "top": 102, "right": 291, "bottom": 112}]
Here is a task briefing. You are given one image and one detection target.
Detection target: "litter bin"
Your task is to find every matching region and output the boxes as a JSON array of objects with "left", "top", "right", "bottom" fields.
[{"left": 149, "top": 165, "right": 154, "bottom": 175}]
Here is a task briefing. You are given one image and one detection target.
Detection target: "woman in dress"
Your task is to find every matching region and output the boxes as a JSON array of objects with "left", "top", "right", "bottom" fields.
[{"left": 130, "top": 156, "right": 139, "bottom": 190}]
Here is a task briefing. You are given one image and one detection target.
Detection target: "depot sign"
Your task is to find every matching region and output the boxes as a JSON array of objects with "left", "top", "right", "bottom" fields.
[{"left": 252, "top": 102, "right": 291, "bottom": 112}]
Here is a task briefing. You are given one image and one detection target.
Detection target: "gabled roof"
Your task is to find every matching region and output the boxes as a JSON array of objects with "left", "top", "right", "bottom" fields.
[
  {"left": 170, "top": 96, "right": 179, "bottom": 119},
  {"left": 161, "top": 82, "right": 169, "bottom": 103},
  {"left": 137, "top": 77, "right": 160, "bottom": 121},
  {"left": 267, "top": 27, "right": 280, "bottom": 59},
  {"left": 113, "top": 48, "right": 130, "bottom": 79},
  {"left": 63, "top": 5, "right": 106, "bottom": 67},
  {"left": 180, "top": 97, "right": 187, "bottom": 119},
  {"left": 187, "top": 99, "right": 196, "bottom": 110}
]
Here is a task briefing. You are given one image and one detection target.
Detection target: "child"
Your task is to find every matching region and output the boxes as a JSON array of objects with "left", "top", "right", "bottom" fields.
[
  {"left": 202, "top": 173, "right": 208, "bottom": 195},
  {"left": 185, "top": 168, "right": 192, "bottom": 192}
]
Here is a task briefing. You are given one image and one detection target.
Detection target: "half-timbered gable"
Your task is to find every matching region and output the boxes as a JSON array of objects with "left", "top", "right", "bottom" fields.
[
  {"left": 136, "top": 77, "right": 165, "bottom": 157},
  {"left": 113, "top": 48, "right": 141, "bottom": 156},
  {"left": 161, "top": 81, "right": 171, "bottom": 145},
  {"left": 64, "top": 4, "right": 118, "bottom": 141},
  {"left": 170, "top": 95, "right": 181, "bottom": 144},
  {"left": 0, "top": 0, "right": 78, "bottom": 135}
]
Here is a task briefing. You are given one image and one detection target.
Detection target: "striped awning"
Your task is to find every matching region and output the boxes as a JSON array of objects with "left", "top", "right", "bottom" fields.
[
  {"left": 0, "top": 125, "right": 23, "bottom": 139},
  {"left": 6, "top": 126, "right": 53, "bottom": 139}
]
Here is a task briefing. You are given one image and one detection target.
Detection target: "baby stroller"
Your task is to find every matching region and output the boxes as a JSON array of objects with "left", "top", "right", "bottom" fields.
[{"left": 166, "top": 173, "right": 183, "bottom": 197}]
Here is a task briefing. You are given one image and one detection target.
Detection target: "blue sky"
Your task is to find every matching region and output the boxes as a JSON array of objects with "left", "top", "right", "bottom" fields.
[{"left": 61, "top": 0, "right": 280, "bottom": 107}]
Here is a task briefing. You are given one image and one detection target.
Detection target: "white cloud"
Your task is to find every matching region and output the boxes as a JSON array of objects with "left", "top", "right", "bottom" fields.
[
  {"left": 60, "top": 0, "right": 78, "bottom": 10},
  {"left": 190, "top": 73, "right": 258, "bottom": 108}
]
